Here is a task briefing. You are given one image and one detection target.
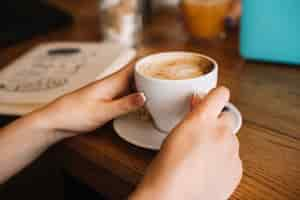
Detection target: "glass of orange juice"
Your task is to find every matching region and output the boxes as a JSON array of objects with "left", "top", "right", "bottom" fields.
[{"left": 181, "top": 0, "right": 231, "bottom": 39}]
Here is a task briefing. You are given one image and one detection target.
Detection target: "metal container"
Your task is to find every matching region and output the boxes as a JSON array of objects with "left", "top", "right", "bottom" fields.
[{"left": 99, "top": 0, "right": 151, "bottom": 46}]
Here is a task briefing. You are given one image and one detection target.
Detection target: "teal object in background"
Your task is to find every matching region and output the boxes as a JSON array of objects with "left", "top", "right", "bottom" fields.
[{"left": 240, "top": 0, "right": 300, "bottom": 65}]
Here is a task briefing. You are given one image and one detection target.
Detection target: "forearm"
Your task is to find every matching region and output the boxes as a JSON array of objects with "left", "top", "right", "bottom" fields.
[
  {"left": 0, "top": 110, "right": 62, "bottom": 184},
  {"left": 129, "top": 179, "right": 185, "bottom": 200}
]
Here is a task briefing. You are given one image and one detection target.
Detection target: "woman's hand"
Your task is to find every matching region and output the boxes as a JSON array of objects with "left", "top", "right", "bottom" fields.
[
  {"left": 33, "top": 64, "right": 145, "bottom": 140},
  {"left": 131, "top": 87, "right": 242, "bottom": 200},
  {"left": 0, "top": 63, "right": 145, "bottom": 184}
]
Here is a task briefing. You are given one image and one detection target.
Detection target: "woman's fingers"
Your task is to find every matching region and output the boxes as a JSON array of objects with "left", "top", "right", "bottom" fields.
[
  {"left": 102, "top": 63, "right": 135, "bottom": 98},
  {"left": 103, "top": 92, "right": 146, "bottom": 120},
  {"left": 190, "top": 93, "right": 202, "bottom": 110},
  {"left": 219, "top": 111, "right": 236, "bottom": 133},
  {"left": 190, "top": 87, "right": 230, "bottom": 120},
  {"left": 83, "top": 61, "right": 136, "bottom": 100}
]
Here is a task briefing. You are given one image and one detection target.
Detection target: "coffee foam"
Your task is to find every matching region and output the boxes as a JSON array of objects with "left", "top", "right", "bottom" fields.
[{"left": 139, "top": 56, "right": 213, "bottom": 80}]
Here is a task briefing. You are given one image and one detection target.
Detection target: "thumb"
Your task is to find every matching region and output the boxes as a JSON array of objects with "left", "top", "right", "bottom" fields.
[
  {"left": 105, "top": 92, "right": 146, "bottom": 119},
  {"left": 190, "top": 93, "right": 202, "bottom": 110}
]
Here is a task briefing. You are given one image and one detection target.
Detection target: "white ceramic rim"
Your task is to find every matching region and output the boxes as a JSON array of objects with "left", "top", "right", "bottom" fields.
[
  {"left": 226, "top": 102, "right": 242, "bottom": 134},
  {"left": 135, "top": 51, "right": 218, "bottom": 83}
]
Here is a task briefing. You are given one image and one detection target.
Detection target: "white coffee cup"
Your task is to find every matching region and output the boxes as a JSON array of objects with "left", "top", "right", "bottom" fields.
[{"left": 134, "top": 52, "right": 238, "bottom": 133}]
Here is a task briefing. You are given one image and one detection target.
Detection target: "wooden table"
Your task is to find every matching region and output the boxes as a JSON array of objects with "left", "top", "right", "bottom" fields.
[{"left": 1, "top": 0, "right": 299, "bottom": 199}]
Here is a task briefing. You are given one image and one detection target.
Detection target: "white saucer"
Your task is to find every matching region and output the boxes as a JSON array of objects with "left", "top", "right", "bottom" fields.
[{"left": 113, "top": 103, "right": 242, "bottom": 150}]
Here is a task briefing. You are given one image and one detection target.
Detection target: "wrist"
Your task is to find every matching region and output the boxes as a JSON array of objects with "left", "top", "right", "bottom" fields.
[
  {"left": 129, "top": 187, "right": 157, "bottom": 200},
  {"left": 21, "top": 108, "right": 65, "bottom": 145},
  {"left": 129, "top": 181, "right": 170, "bottom": 200}
]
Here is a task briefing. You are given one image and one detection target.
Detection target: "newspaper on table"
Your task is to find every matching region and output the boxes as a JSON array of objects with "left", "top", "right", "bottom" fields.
[{"left": 0, "top": 42, "right": 136, "bottom": 104}]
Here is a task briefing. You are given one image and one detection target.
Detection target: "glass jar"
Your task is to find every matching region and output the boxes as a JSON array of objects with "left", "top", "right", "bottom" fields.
[
  {"left": 99, "top": 0, "right": 146, "bottom": 46},
  {"left": 181, "top": 0, "right": 231, "bottom": 39}
]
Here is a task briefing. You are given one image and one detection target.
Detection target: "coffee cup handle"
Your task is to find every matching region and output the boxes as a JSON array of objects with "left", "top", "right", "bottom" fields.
[
  {"left": 222, "top": 103, "right": 242, "bottom": 134},
  {"left": 193, "top": 91, "right": 242, "bottom": 134}
]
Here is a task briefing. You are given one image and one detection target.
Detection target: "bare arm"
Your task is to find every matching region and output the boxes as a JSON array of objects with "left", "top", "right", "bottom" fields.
[{"left": 0, "top": 112, "right": 61, "bottom": 183}]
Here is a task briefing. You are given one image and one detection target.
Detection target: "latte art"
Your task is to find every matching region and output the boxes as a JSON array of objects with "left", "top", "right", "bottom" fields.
[{"left": 139, "top": 57, "right": 213, "bottom": 80}]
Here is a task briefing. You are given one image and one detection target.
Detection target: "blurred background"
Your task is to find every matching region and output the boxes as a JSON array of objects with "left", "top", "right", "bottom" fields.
[
  {"left": 0, "top": 0, "right": 299, "bottom": 200},
  {"left": 0, "top": 0, "right": 241, "bottom": 48}
]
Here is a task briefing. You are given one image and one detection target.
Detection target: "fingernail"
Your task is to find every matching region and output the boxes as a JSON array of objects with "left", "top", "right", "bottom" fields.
[
  {"left": 191, "top": 93, "right": 196, "bottom": 105},
  {"left": 134, "top": 92, "right": 146, "bottom": 106},
  {"left": 191, "top": 92, "right": 199, "bottom": 109}
]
